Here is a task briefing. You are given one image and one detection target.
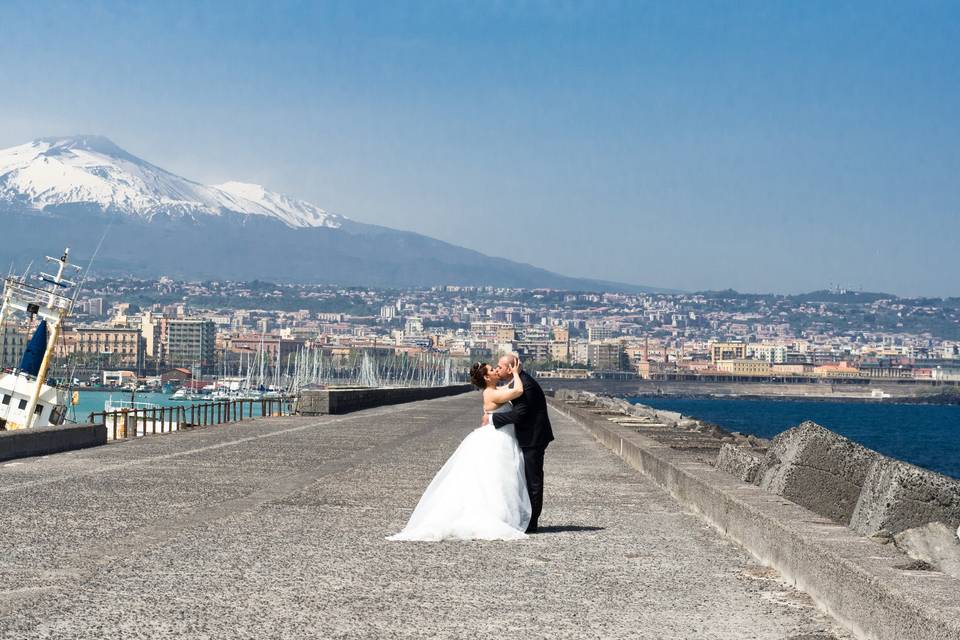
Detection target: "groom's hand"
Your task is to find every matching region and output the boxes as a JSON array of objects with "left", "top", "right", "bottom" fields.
[{"left": 481, "top": 413, "right": 491, "bottom": 426}]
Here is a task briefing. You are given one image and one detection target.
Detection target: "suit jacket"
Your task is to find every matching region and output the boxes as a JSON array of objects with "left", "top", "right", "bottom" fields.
[{"left": 492, "top": 370, "right": 554, "bottom": 449}]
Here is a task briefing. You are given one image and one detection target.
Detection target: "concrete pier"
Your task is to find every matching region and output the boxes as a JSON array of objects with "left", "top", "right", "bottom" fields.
[
  {"left": 551, "top": 393, "right": 960, "bottom": 640},
  {"left": 0, "top": 394, "right": 849, "bottom": 639}
]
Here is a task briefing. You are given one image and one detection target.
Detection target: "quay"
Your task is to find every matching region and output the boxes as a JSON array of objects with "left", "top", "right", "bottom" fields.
[{"left": 0, "top": 392, "right": 851, "bottom": 639}]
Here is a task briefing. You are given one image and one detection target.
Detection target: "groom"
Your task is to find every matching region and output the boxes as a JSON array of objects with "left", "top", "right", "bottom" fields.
[{"left": 482, "top": 353, "right": 554, "bottom": 533}]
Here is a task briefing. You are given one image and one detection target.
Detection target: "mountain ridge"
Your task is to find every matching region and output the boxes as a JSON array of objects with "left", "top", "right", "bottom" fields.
[{"left": 0, "top": 135, "right": 672, "bottom": 293}]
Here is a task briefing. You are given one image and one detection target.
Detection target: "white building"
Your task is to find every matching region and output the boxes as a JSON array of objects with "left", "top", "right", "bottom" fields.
[
  {"left": 404, "top": 317, "right": 424, "bottom": 335},
  {"left": 748, "top": 344, "right": 788, "bottom": 363},
  {"left": 587, "top": 325, "right": 613, "bottom": 342}
]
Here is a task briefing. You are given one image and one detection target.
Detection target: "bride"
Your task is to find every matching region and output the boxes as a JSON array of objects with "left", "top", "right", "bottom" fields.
[{"left": 387, "top": 359, "right": 532, "bottom": 541}]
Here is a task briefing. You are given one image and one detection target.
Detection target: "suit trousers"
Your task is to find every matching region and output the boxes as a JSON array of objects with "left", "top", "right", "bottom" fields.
[{"left": 521, "top": 445, "right": 547, "bottom": 529}]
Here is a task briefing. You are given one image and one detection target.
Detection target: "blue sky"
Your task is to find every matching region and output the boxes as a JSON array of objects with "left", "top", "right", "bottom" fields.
[{"left": 1, "top": 1, "right": 958, "bottom": 295}]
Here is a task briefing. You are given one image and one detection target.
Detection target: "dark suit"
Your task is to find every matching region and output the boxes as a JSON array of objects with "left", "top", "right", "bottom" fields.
[{"left": 492, "top": 370, "right": 554, "bottom": 530}]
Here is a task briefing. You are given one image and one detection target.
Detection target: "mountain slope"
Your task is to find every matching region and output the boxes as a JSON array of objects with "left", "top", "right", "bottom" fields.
[{"left": 0, "top": 136, "right": 667, "bottom": 292}]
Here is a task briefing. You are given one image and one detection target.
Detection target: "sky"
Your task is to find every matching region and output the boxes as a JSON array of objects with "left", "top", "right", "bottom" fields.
[{"left": 0, "top": 1, "right": 958, "bottom": 296}]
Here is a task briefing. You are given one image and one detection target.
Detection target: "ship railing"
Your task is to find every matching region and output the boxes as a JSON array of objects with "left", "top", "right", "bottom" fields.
[
  {"left": 3, "top": 277, "right": 73, "bottom": 313},
  {"left": 0, "top": 367, "right": 39, "bottom": 382},
  {"left": 88, "top": 396, "right": 296, "bottom": 441},
  {"left": 0, "top": 369, "right": 70, "bottom": 400}
]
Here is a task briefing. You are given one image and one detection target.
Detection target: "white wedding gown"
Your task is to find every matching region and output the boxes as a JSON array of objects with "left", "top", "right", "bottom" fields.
[{"left": 387, "top": 402, "right": 532, "bottom": 541}]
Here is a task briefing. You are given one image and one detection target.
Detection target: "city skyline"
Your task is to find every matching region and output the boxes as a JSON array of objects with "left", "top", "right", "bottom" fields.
[
  {"left": 1, "top": 2, "right": 958, "bottom": 296},
  {"left": 5, "top": 276, "right": 956, "bottom": 384}
]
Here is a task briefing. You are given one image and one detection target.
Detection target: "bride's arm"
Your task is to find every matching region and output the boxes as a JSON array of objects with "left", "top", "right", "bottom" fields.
[{"left": 483, "top": 364, "right": 524, "bottom": 405}]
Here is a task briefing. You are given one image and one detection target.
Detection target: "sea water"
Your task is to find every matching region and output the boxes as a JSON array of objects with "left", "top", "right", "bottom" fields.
[{"left": 630, "top": 396, "right": 960, "bottom": 479}]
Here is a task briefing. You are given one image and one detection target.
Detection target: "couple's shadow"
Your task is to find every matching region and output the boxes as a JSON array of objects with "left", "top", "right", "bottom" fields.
[{"left": 534, "top": 525, "right": 604, "bottom": 534}]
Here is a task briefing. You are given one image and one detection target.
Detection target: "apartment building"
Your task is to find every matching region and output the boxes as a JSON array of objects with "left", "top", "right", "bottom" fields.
[
  {"left": 165, "top": 319, "right": 216, "bottom": 373},
  {"left": 68, "top": 326, "right": 145, "bottom": 370}
]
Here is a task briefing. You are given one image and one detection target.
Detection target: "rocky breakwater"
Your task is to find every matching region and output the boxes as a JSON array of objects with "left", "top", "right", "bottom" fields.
[
  {"left": 556, "top": 389, "right": 960, "bottom": 582},
  {"left": 555, "top": 388, "right": 770, "bottom": 463},
  {"left": 750, "top": 420, "right": 960, "bottom": 579}
]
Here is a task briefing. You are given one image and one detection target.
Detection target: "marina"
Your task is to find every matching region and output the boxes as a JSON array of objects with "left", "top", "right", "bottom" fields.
[{"left": 81, "top": 391, "right": 295, "bottom": 440}]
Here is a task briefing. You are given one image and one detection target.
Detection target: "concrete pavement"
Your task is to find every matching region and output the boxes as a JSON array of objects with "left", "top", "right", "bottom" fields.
[{"left": 0, "top": 394, "right": 849, "bottom": 639}]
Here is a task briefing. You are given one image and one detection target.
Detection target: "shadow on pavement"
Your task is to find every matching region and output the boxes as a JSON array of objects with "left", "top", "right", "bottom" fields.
[{"left": 535, "top": 525, "right": 605, "bottom": 534}]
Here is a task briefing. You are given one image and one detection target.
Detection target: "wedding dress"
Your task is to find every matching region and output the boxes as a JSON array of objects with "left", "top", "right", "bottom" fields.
[{"left": 387, "top": 402, "right": 532, "bottom": 541}]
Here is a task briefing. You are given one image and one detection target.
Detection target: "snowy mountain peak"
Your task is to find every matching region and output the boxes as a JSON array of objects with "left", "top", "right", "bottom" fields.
[
  {"left": 0, "top": 136, "right": 345, "bottom": 229},
  {"left": 37, "top": 134, "right": 128, "bottom": 156}
]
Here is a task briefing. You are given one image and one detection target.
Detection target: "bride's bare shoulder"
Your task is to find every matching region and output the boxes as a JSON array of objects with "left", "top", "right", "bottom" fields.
[{"left": 481, "top": 388, "right": 499, "bottom": 411}]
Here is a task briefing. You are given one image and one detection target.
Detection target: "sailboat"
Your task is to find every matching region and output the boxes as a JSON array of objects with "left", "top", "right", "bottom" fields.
[{"left": 0, "top": 249, "right": 80, "bottom": 430}]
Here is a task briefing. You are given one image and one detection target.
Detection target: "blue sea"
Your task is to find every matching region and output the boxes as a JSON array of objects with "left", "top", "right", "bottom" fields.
[{"left": 629, "top": 396, "right": 960, "bottom": 480}]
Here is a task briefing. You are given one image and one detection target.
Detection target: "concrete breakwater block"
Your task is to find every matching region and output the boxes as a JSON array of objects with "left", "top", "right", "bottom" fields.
[
  {"left": 555, "top": 389, "right": 606, "bottom": 407},
  {"left": 553, "top": 389, "right": 584, "bottom": 402},
  {"left": 627, "top": 403, "right": 658, "bottom": 419},
  {"left": 653, "top": 408, "right": 683, "bottom": 423},
  {"left": 756, "top": 421, "right": 881, "bottom": 525},
  {"left": 850, "top": 457, "right": 960, "bottom": 537},
  {"left": 893, "top": 522, "right": 960, "bottom": 580},
  {"left": 628, "top": 405, "right": 679, "bottom": 427},
  {"left": 696, "top": 422, "right": 741, "bottom": 441},
  {"left": 716, "top": 444, "right": 764, "bottom": 483},
  {"left": 557, "top": 391, "right": 683, "bottom": 428},
  {"left": 593, "top": 396, "right": 634, "bottom": 413}
]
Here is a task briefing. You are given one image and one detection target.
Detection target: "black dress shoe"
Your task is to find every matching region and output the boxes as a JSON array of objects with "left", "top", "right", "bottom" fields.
[{"left": 525, "top": 525, "right": 538, "bottom": 534}]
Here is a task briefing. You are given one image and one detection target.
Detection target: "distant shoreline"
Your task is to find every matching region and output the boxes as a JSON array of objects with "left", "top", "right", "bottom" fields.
[
  {"left": 543, "top": 378, "right": 960, "bottom": 406},
  {"left": 627, "top": 391, "right": 960, "bottom": 406}
]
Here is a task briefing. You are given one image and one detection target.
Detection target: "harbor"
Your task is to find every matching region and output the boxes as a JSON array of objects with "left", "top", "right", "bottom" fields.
[{"left": 0, "top": 247, "right": 956, "bottom": 638}]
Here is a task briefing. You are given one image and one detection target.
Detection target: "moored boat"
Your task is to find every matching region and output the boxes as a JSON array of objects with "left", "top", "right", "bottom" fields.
[
  {"left": 0, "top": 249, "right": 80, "bottom": 431},
  {"left": 104, "top": 395, "right": 161, "bottom": 412}
]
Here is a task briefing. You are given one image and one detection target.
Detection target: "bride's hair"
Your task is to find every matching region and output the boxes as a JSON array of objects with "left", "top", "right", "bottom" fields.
[{"left": 469, "top": 362, "right": 489, "bottom": 389}]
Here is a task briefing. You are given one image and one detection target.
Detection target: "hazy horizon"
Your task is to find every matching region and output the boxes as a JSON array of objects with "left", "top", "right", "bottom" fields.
[{"left": 1, "top": 2, "right": 958, "bottom": 296}]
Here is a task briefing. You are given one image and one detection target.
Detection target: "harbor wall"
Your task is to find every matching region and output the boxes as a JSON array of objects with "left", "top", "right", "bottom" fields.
[
  {"left": 541, "top": 378, "right": 959, "bottom": 403},
  {"left": 297, "top": 384, "right": 473, "bottom": 415},
  {"left": 0, "top": 423, "right": 107, "bottom": 462},
  {"left": 549, "top": 390, "right": 960, "bottom": 640}
]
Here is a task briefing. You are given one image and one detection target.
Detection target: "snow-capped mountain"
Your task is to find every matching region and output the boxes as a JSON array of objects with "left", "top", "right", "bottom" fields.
[
  {"left": 0, "top": 135, "right": 660, "bottom": 292},
  {"left": 0, "top": 135, "right": 344, "bottom": 229}
]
